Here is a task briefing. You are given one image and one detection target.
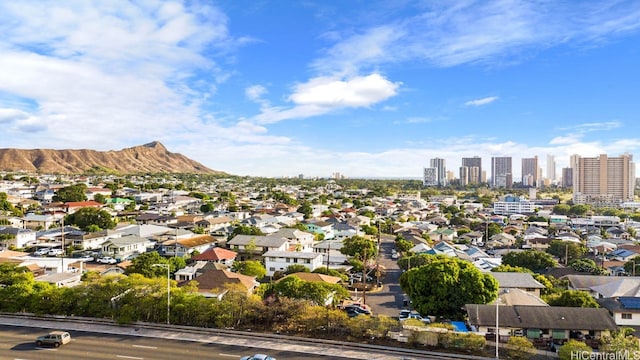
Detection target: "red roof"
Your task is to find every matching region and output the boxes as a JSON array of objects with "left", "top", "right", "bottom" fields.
[
  {"left": 191, "top": 247, "right": 237, "bottom": 261},
  {"left": 65, "top": 201, "right": 103, "bottom": 208}
]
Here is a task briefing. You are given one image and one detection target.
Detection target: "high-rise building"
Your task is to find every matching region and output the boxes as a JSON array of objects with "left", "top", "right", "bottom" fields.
[
  {"left": 491, "top": 156, "right": 513, "bottom": 188},
  {"left": 562, "top": 167, "right": 573, "bottom": 188},
  {"left": 522, "top": 156, "right": 540, "bottom": 187},
  {"left": 572, "top": 153, "right": 635, "bottom": 206},
  {"left": 459, "top": 166, "right": 470, "bottom": 186},
  {"left": 423, "top": 167, "right": 437, "bottom": 186},
  {"left": 547, "top": 155, "right": 556, "bottom": 183},
  {"left": 429, "top": 158, "right": 447, "bottom": 186},
  {"left": 462, "top": 156, "right": 482, "bottom": 184}
]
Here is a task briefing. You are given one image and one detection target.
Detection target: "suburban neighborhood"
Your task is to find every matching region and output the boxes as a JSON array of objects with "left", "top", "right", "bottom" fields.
[{"left": 1, "top": 169, "right": 640, "bottom": 358}]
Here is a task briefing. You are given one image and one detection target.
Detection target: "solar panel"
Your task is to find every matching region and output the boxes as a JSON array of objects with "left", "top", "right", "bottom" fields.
[{"left": 619, "top": 297, "right": 640, "bottom": 309}]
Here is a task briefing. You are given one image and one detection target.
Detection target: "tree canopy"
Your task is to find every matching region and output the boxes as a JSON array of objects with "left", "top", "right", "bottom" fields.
[
  {"left": 501, "top": 250, "right": 557, "bottom": 272},
  {"left": 547, "top": 240, "right": 586, "bottom": 265},
  {"left": 399, "top": 255, "right": 498, "bottom": 319},
  {"left": 232, "top": 260, "right": 267, "bottom": 280},
  {"left": 545, "top": 290, "right": 599, "bottom": 308},
  {"left": 53, "top": 183, "right": 88, "bottom": 202},
  {"left": 340, "top": 236, "right": 378, "bottom": 260},
  {"left": 124, "top": 252, "right": 172, "bottom": 278},
  {"left": 64, "top": 207, "right": 115, "bottom": 231}
]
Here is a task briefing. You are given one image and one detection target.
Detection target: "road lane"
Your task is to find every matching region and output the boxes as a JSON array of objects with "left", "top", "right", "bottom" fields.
[{"left": 0, "top": 325, "right": 359, "bottom": 360}]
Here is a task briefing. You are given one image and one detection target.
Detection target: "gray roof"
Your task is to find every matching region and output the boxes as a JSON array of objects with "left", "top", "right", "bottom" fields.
[
  {"left": 490, "top": 272, "right": 545, "bottom": 289},
  {"left": 227, "top": 234, "right": 288, "bottom": 248},
  {"left": 466, "top": 304, "right": 617, "bottom": 330},
  {"left": 563, "top": 274, "right": 624, "bottom": 290},
  {"left": 105, "top": 235, "right": 149, "bottom": 246}
]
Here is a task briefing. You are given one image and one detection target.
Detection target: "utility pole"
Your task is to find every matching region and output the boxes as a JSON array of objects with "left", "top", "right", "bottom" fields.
[{"left": 362, "top": 248, "right": 367, "bottom": 305}]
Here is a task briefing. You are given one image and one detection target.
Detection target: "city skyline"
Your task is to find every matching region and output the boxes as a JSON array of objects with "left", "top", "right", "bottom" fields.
[{"left": 1, "top": 2, "right": 640, "bottom": 178}]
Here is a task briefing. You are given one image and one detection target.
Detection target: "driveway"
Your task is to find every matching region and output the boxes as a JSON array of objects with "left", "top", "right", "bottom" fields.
[{"left": 360, "top": 234, "right": 406, "bottom": 318}]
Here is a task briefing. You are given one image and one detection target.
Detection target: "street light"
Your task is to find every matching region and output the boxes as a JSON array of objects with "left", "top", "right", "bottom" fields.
[{"left": 153, "top": 264, "right": 171, "bottom": 325}]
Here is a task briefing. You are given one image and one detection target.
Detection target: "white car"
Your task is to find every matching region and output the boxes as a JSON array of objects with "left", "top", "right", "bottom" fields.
[
  {"left": 47, "top": 248, "right": 64, "bottom": 256},
  {"left": 33, "top": 248, "right": 50, "bottom": 256},
  {"left": 97, "top": 256, "right": 117, "bottom": 264}
]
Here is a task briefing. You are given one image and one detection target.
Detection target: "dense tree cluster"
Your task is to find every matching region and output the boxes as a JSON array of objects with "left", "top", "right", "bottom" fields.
[{"left": 400, "top": 255, "right": 498, "bottom": 319}]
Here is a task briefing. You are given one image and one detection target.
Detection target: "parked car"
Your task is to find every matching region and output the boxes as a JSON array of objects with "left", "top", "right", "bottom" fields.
[
  {"left": 35, "top": 331, "right": 71, "bottom": 347},
  {"left": 33, "top": 248, "right": 50, "bottom": 256},
  {"left": 240, "top": 354, "right": 276, "bottom": 360},
  {"left": 344, "top": 304, "right": 372, "bottom": 315},
  {"left": 97, "top": 256, "right": 117, "bottom": 264},
  {"left": 47, "top": 248, "right": 64, "bottom": 256},
  {"left": 400, "top": 312, "right": 431, "bottom": 324}
]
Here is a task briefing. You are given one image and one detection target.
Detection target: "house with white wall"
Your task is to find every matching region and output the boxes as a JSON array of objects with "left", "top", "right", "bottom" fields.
[
  {"left": 0, "top": 227, "right": 37, "bottom": 249},
  {"left": 263, "top": 250, "right": 324, "bottom": 276}
]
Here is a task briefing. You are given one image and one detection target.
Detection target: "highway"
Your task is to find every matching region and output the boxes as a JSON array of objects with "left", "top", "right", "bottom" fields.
[
  {"left": 0, "top": 325, "right": 344, "bottom": 360},
  {"left": 0, "top": 315, "right": 495, "bottom": 360}
]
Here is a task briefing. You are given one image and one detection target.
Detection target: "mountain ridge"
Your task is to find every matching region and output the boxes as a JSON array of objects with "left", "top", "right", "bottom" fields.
[{"left": 0, "top": 141, "right": 222, "bottom": 175}]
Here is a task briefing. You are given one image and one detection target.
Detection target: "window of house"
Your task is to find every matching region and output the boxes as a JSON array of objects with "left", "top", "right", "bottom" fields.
[
  {"left": 293, "top": 258, "right": 298, "bottom": 263},
  {"left": 305, "top": 259, "right": 311, "bottom": 263},
  {"left": 269, "top": 267, "right": 275, "bottom": 271},
  {"left": 269, "top": 257, "right": 276, "bottom": 262},
  {"left": 286, "top": 258, "right": 290, "bottom": 263},
  {"left": 622, "top": 313, "right": 633, "bottom": 319}
]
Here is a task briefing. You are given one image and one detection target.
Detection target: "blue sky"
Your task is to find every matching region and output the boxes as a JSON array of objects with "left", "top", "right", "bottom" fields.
[{"left": 1, "top": 1, "right": 640, "bottom": 179}]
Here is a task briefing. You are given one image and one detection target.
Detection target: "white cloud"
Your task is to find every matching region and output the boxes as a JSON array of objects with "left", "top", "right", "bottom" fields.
[
  {"left": 0, "top": 108, "right": 28, "bottom": 123},
  {"left": 288, "top": 73, "right": 400, "bottom": 107},
  {"left": 253, "top": 73, "right": 401, "bottom": 124},
  {"left": 0, "top": 1, "right": 244, "bottom": 150},
  {"left": 312, "top": 1, "right": 640, "bottom": 73},
  {"left": 464, "top": 96, "right": 499, "bottom": 107},
  {"left": 245, "top": 85, "right": 268, "bottom": 102}
]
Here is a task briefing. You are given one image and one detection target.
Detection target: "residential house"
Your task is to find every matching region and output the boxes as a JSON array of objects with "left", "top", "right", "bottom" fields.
[
  {"left": 270, "top": 228, "right": 315, "bottom": 252},
  {"left": 227, "top": 234, "right": 288, "bottom": 260},
  {"left": 66, "top": 230, "right": 118, "bottom": 250},
  {"left": 191, "top": 247, "right": 237, "bottom": 267},
  {"left": 196, "top": 216, "right": 233, "bottom": 233},
  {"left": 598, "top": 297, "right": 640, "bottom": 327},
  {"left": 608, "top": 248, "right": 640, "bottom": 262},
  {"left": 279, "top": 272, "right": 343, "bottom": 305},
  {"left": 101, "top": 235, "right": 154, "bottom": 261},
  {"left": 458, "top": 231, "right": 484, "bottom": 246},
  {"left": 489, "top": 288, "right": 549, "bottom": 307},
  {"left": 486, "top": 233, "right": 516, "bottom": 248},
  {"left": 181, "top": 268, "right": 259, "bottom": 299},
  {"left": 0, "top": 227, "right": 37, "bottom": 249},
  {"left": 22, "top": 213, "right": 61, "bottom": 230},
  {"left": 65, "top": 201, "right": 103, "bottom": 214},
  {"left": 562, "top": 274, "right": 640, "bottom": 298},
  {"left": 333, "top": 222, "right": 358, "bottom": 241},
  {"left": 430, "top": 228, "right": 457, "bottom": 241},
  {"left": 305, "top": 220, "right": 335, "bottom": 240},
  {"left": 347, "top": 215, "right": 371, "bottom": 228},
  {"left": 85, "top": 187, "right": 112, "bottom": 201},
  {"left": 160, "top": 234, "right": 218, "bottom": 258},
  {"left": 35, "top": 272, "right": 82, "bottom": 288},
  {"left": 490, "top": 272, "right": 546, "bottom": 297},
  {"left": 263, "top": 250, "right": 324, "bottom": 276},
  {"left": 465, "top": 304, "right": 616, "bottom": 345},
  {"left": 313, "top": 239, "right": 347, "bottom": 269}
]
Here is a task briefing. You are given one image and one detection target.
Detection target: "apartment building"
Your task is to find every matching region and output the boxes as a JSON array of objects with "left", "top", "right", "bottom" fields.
[
  {"left": 491, "top": 157, "right": 513, "bottom": 188},
  {"left": 521, "top": 156, "right": 540, "bottom": 188},
  {"left": 462, "top": 156, "right": 482, "bottom": 184},
  {"left": 572, "top": 153, "right": 635, "bottom": 207}
]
